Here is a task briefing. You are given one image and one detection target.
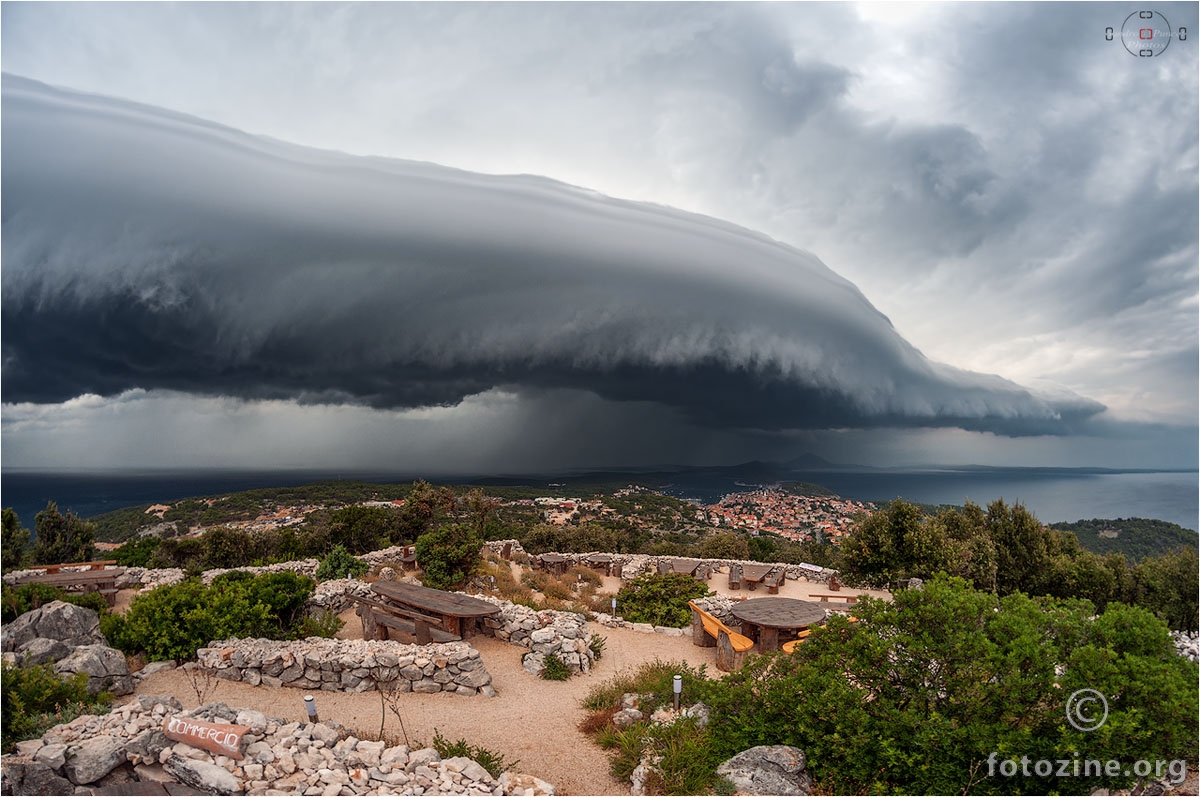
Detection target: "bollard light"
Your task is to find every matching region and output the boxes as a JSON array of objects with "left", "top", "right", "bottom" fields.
[
  {"left": 611, "top": 597, "right": 617, "bottom": 616},
  {"left": 673, "top": 675, "right": 682, "bottom": 711},
  {"left": 304, "top": 694, "right": 319, "bottom": 722}
]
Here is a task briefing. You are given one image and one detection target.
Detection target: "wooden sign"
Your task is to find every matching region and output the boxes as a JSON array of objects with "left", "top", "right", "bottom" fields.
[{"left": 162, "top": 716, "right": 249, "bottom": 759}]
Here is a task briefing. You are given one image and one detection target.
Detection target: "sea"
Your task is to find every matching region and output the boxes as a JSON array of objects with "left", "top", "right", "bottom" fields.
[{"left": 1, "top": 467, "right": 1197, "bottom": 533}]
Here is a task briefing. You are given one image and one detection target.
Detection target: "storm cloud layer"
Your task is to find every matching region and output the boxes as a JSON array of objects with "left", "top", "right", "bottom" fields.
[{"left": 2, "top": 74, "right": 1103, "bottom": 438}]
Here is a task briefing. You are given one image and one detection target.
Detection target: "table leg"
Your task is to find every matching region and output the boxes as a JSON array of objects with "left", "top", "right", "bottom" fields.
[
  {"left": 759, "top": 626, "right": 779, "bottom": 652},
  {"left": 444, "top": 616, "right": 461, "bottom": 638}
]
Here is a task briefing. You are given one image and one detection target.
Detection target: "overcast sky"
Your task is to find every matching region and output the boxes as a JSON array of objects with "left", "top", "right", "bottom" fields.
[{"left": 2, "top": 2, "right": 1197, "bottom": 473}]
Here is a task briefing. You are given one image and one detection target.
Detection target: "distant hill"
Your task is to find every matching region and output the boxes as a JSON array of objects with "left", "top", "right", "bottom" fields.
[{"left": 1049, "top": 518, "right": 1198, "bottom": 561}]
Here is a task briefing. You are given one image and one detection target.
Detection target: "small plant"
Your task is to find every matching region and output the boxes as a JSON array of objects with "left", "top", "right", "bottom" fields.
[
  {"left": 588, "top": 633, "right": 607, "bottom": 660},
  {"left": 431, "top": 728, "right": 518, "bottom": 779},
  {"left": 2, "top": 661, "right": 111, "bottom": 752},
  {"left": 540, "top": 652, "right": 573, "bottom": 681},
  {"left": 1, "top": 583, "right": 110, "bottom": 623},
  {"left": 181, "top": 663, "right": 219, "bottom": 706},
  {"left": 295, "top": 609, "right": 344, "bottom": 639},
  {"left": 315, "top": 544, "right": 369, "bottom": 581}
]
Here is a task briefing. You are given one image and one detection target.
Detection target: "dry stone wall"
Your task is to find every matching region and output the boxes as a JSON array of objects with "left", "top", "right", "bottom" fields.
[
  {"left": 1, "top": 696, "right": 554, "bottom": 795},
  {"left": 195, "top": 638, "right": 496, "bottom": 697}
]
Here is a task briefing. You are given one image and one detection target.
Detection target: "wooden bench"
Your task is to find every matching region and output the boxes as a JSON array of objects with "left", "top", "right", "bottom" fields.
[
  {"left": 763, "top": 567, "right": 786, "bottom": 595},
  {"left": 687, "top": 601, "right": 754, "bottom": 672},
  {"left": 780, "top": 630, "right": 812, "bottom": 654},
  {"left": 811, "top": 594, "right": 859, "bottom": 604},
  {"left": 727, "top": 564, "right": 743, "bottom": 591},
  {"left": 350, "top": 595, "right": 462, "bottom": 644},
  {"left": 28, "top": 560, "right": 117, "bottom": 575}
]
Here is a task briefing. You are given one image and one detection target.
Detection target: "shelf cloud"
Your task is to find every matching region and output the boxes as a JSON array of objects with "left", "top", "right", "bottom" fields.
[{"left": 2, "top": 74, "right": 1104, "bottom": 439}]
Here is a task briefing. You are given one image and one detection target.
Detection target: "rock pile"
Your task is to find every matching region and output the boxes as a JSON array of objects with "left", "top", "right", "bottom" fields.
[
  {"left": 469, "top": 596, "right": 599, "bottom": 676},
  {"left": 195, "top": 638, "right": 496, "bottom": 697},
  {"left": 1, "top": 697, "right": 555, "bottom": 795},
  {"left": 1171, "top": 630, "right": 1198, "bottom": 662},
  {"left": 308, "top": 579, "right": 374, "bottom": 615},
  {"left": 114, "top": 567, "right": 187, "bottom": 590}
]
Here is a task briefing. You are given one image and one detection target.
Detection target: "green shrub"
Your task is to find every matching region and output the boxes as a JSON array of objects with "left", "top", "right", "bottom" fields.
[
  {"left": 614, "top": 573, "right": 711, "bottom": 627},
  {"left": 2, "top": 662, "right": 111, "bottom": 752},
  {"left": 588, "top": 633, "right": 607, "bottom": 661},
  {"left": 107, "top": 572, "right": 317, "bottom": 661},
  {"left": 1, "top": 584, "right": 110, "bottom": 623},
  {"left": 701, "top": 575, "right": 1199, "bottom": 795},
  {"left": 315, "top": 544, "right": 368, "bottom": 581},
  {"left": 415, "top": 524, "right": 483, "bottom": 591},
  {"left": 431, "top": 728, "right": 518, "bottom": 778},
  {"left": 113, "top": 536, "right": 162, "bottom": 568},
  {"left": 540, "top": 652, "right": 572, "bottom": 681},
  {"left": 295, "top": 610, "right": 344, "bottom": 639}
]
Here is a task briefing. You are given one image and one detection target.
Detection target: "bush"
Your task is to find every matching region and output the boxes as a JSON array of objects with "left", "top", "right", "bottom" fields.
[
  {"left": 415, "top": 524, "right": 483, "bottom": 591},
  {"left": 540, "top": 653, "right": 572, "bottom": 681},
  {"left": 106, "top": 572, "right": 317, "bottom": 661},
  {"left": 431, "top": 728, "right": 517, "bottom": 778},
  {"left": 1, "top": 584, "right": 109, "bottom": 624},
  {"left": 701, "top": 575, "right": 1199, "bottom": 794},
  {"left": 2, "top": 662, "right": 111, "bottom": 752},
  {"left": 113, "top": 536, "right": 161, "bottom": 567},
  {"left": 614, "top": 573, "right": 711, "bottom": 628},
  {"left": 315, "top": 544, "right": 369, "bottom": 581},
  {"left": 295, "top": 609, "right": 345, "bottom": 639}
]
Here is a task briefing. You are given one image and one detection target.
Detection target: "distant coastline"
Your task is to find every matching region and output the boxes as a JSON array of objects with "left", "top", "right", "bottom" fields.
[{"left": 3, "top": 465, "right": 1196, "bottom": 532}]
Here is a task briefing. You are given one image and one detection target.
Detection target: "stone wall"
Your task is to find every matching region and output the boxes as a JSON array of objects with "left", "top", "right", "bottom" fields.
[
  {"left": 114, "top": 567, "right": 186, "bottom": 590},
  {"left": 465, "top": 595, "right": 599, "bottom": 676},
  {"left": 201, "top": 559, "right": 320, "bottom": 585},
  {"left": 2, "top": 696, "right": 554, "bottom": 795},
  {"left": 195, "top": 638, "right": 496, "bottom": 697}
]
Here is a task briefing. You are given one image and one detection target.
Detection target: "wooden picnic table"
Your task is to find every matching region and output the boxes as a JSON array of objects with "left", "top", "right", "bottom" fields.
[
  {"left": 369, "top": 580, "right": 501, "bottom": 641},
  {"left": 667, "top": 557, "right": 702, "bottom": 576},
  {"left": 537, "top": 553, "right": 569, "bottom": 575},
  {"left": 739, "top": 563, "right": 776, "bottom": 591},
  {"left": 730, "top": 597, "right": 827, "bottom": 652},
  {"left": 584, "top": 553, "right": 616, "bottom": 575},
  {"left": 11, "top": 568, "right": 123, "bottom": 606}
]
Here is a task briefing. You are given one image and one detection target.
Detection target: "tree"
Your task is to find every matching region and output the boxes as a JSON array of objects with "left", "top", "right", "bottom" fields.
[
  {"left": 987, "top": 500, "right": 1049, "bottom": 596},
  {"left": 2, "top": 509, "right": 29, "bottom": 573},
  {"left": 415, "top": 524, "right": 484, "bottom": 591},
  {"left": 697, "top": 531, "right": 750, "bottom": 561},
  {"left": 398, "top": 481, "right": 455, "bottom": 542},
  {"left": 31, "top": 502, "right": 95, "bottom": 565},
  {"left": 329, "top": 505, "right": 400, "bottom": 553},
  {"left": 841, "top": 499, "right": 949, "bottom": 586}
]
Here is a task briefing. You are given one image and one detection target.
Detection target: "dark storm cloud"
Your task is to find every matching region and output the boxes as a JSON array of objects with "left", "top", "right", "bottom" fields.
[{"left": 1, "top": 74, "right": 1103, "bottom": 436}]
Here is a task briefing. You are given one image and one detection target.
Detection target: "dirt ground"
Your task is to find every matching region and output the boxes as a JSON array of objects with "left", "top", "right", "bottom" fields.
[{"left": 125, "top": 567, "right": 890, "bottom": 795}]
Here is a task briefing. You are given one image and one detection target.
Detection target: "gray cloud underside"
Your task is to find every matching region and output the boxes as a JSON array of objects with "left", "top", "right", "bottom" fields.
[{"left": 1, "top": 74, "right": 1103, "bottom": 436}]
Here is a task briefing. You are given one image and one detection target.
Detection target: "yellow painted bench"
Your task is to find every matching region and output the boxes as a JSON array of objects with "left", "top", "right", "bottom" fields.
[
  {"left": 782, "top": 616, "right": 859, "bottom": 653},
  {"left": 688, "top": 601, "right": 754, "bottom": 672}
]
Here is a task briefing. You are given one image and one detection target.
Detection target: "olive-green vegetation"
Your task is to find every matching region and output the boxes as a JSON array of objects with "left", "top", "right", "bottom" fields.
[
  {"left": 614, "top": 573, "right": 711, "bottom": 628},
  {"left": 2, "top": 662, "right": 112, "bottom": 753},
  {"left": 431, "top": 729, "right": 518, "bottom": 779},
  {"left": 30, "top": 502, "right": 96, "bottom": 566},
  {"left": 1048, "top": 517, "right": 1197, "bottom": 560},
  {"left": 2, "top": 508, "right": 30, "bottom": 573},
  {"left": 100, "top": 571, "right": 326, "bottom": 661},
  {"left": 113, "top": 536, "right": 162, "bottom": 567},
  {"left": 414, "top": 524, "right": 484, "bottom": 591},
  {"left": 581, "top": 576, "right": 1199, "bottom": 795},
  {"left": 315, "top": 544, "right": 369, "bottom": 581},
  {"left": 841, "top": 498, "right": 1199, "bottom": 631},
  {"left": 1, "top": 583, "right": 110, "bottom": 624}
]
